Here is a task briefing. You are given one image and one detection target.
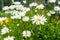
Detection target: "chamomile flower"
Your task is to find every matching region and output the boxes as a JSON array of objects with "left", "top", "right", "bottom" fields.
[
  {"left": 54, "top": 6, "right": 60, "bottom": 11},
  {"left": 1, "top": 27, "right": 9, "bottom": 35},
  {"left": 0, "top": 17, "right": 6, "bottom": 21},
  {"left": 9, "top": 5, "right": 16, "bottom": 10},
  {"left": 47, "top": 11, "right": 55, "bottom": 16},
  {"left": 36, "top": 4, "right": 44, "bottom": 9},
  {"left": 48, "top": 0, "right": 56, "bottom": 3},
  {"left": 22, "top": 16, "right": 29, "bottom": 21},
  {"left": 5, "top": 11, "right": 13, "bottom": 14},
  {"left": 58, "top": 1, "right": 60, "bottom": 5},
  {"left": 16, "top": 24, "right": 20, "bottom": 27},
  {"left": 2, "top": 6, "right": 9, "bottom": 10},
  {"left": 13, "top": 2, "right": 21, "bottom": 5},
  {"left": 12, "top": 10, "right": 18, "bottom": 15},
  {"left": 4, "top": 36, "right": 14, "bottom": 40},
  {"left": 31, "top": 15, "right": 47, "bottom": 25},
  {"left": 19, "top": 12, "right": 26, "bottom": 17},
  {"left": 29, "top": 2, "right": 37, "bottom": 7},
  {"left": 15, "top": 5, "right": 23, "bottom": 10},
  {"left": 11, "top": 14, "right": 21, "bottom": 19},
  {"left": 47, "top": 12, "right": 51, "bottom": 16},
  {"left": 23, "top": 0, "right": 26, "bottom": 4},
  {"left": 22, "top": 7, "right": 30, "bottom": 13},
  {"left": 22, "top": 30, "right": 31, "bottom": 38}
]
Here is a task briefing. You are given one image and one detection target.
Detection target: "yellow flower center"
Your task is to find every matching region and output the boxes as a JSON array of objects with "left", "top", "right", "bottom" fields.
[
  {"left": 26, "top": 32, "right": 29, "bottom": 36},
  {"left": 36, "top": 18, "right": 41, "bottom": 22},
  {"left": 23, "top": 8, "right": 27, "bottom": 13},
  {"left": 5, "top": 18, "right": 10, "bottom": 23}
]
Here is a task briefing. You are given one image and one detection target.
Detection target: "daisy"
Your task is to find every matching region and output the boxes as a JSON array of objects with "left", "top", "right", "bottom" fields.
[
  {"left": 22, "top": 7, "right": 30, "bottom": 13},
  {"left": 0, "top": 17, "right": 6, "bottom": 21},
  {"left": 11, "top": 14, "right": 21, "bottom": 19},
  {"left": 23, "top": 0, "right": 26, "bottom": 4},
  {"left": 54, "top": 6, "right": 60, "bottom": 11},
  {"left": 47, "top": 12, "right": 51, "bottom": 16},
  {"left": 5, "top": 11, "right": 13, "bottom": 14},
  {"left": 1, "top": 27, "right": 9, "bottom": 35},
  {"left": 22, "top": 16, "right": 29, "bottom": 21},
  {"left": 4, "top": 36, "right": 14, "bottom": 40},
  {"left": 9, "top": 5, "right": 16, "bottom": 10},
  {"left": 22, "top": 30, "right": 31, "bottom": 38},
  {"left": 49, "top": 11, "right": 55, "bottom": 14},
  {"left": 48, "top": 0, "right": 56, "bottom": 3},
  {"left": 29, "top": 2, "right": 37, "bottom": 7},
  {"left": 15, "top": 5, "right": 23, "bottom": 10},
  {"left": 19, "top": 12, "right": 26, "bottom": 17},
  {"left": 36, "top": 4, "right": 44, "bottom": 9},
  {"left": 12, "top": 10, "right": 18, "bottom": 15},
  {"left": 31, "top": 15, "right": 47, "bottom": 25},
  {"left": 16, "top": 24, "right": 20, "bottom": 27},
  {"left": 58, "top": 1, "right": 60, "bottom": 5},
  {"left": 47, "top": 11, "right": 55, "bottom": 16},
  {"left": 13, "top": 2, "right": 21, "bottom": 5},
  {"left": 2, "top": 6, "right": 9, "bottom": 10}
]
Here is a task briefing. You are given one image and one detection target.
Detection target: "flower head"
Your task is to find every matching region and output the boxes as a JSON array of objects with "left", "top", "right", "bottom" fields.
[
  {"left": 2, "top": 6, "right": 9, "bottom": 10},
  {"left": 54, "top": 6, "right": 60, "bottom": 11},
  {"left": 13, "top": 2, "right": 21, "bottom": 5},
  {"left": 22, "top": 30, "right": 31, "bottom": 38},
  {"left": 36, "top": 4, "right": 44, "bottom": 9},
  {"left": 23, "top": 0, "right": 26, "bottom": 4},
  {"left": 1, "top": 27, "right": 9, "bottom": 35},
  {"left": 22, "top": 16, "right": 29, "bottom": 21},
  {"left": 29, "top": 2, "right": 37, "bottom": 7},
  {"left": 48, "top": 0, "right": 56, "bottom": 3},
  {"left": 31, "top": 15, "right": 47, "bottom": 25},
  {"left": 4, "top": 36, "right": 14, "bottom": 40}
]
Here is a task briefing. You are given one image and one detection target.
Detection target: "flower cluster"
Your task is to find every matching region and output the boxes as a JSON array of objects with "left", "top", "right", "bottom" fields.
[{"left": 0, "top": 0, "right": 60, "bottom": 40}]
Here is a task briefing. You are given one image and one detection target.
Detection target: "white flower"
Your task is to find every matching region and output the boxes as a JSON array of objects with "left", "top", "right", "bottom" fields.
[
  {"left": 48, "top": 0, "right": 56, "bottom": 3},
  {"left": 5, "top": 11, "right": 13, "bottom": 14},
  {"left": 13, "top": 2, "right": 21, "bottom": 5},
  {"left": 22, "top": 30, "right": 31, "bottom": 38},
  {"left": 58, "top": 1, "right": 60, "bottom": 5},
  {"left": 15, "top": 5, "right": 24, "bottom": 10},
  {"left": 19, "top": 12, "right": 26, "bottom": 17},
  {"left": 23, "top": 0, "right": 26, "bottom": 3},
  {"left": 9, "top": 5, "right": 16, "bottom": 10},
  {"left": 11, "top": 14, "right": 21, "bottom": 19},
  {"left": 12, "top": 10, "right": 18, "bottom": 15},
  {"left": 49, "top": 11, "right": 55, "bottom": 14},
  {"left": 35, "top": 10, "right": 37, "bottom": 12},
  {"left": 29, "top": 2, "right": 37, "bottom": 7},
  {"left": 31, "top": 15, "right": 47, "bottom": 25},
  {"left": 4, "top": 36, "right": 14, "bottom": 40},
  {"left": 36, "top": 4, "right": 44, "bottom": 9},
  {"left": 22, "top": 7, "right": 30, "bottom": 13},
  {"left": 47, "top": 11, "right": 55, "bottom": 16},
  {"left": 0, "top": 17, "right": 6, "bottom": 21},
  {"left": 1, "top": 27, "right": 9, "bottom": 35},
  {"left": 47, "top": 13, "right": 51, "bottom": 16},
  {"left": 16, "top": 24, "right": 20, "bottom": 27},
  {"left": 54, "top": 6, "right": 60, "bottom": 11},
  {"left": 2, "top": 6, "right": 9, "bottom": 10},
  {"left": 22, "top": 16, "right": 29, "bottom": 21}
]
